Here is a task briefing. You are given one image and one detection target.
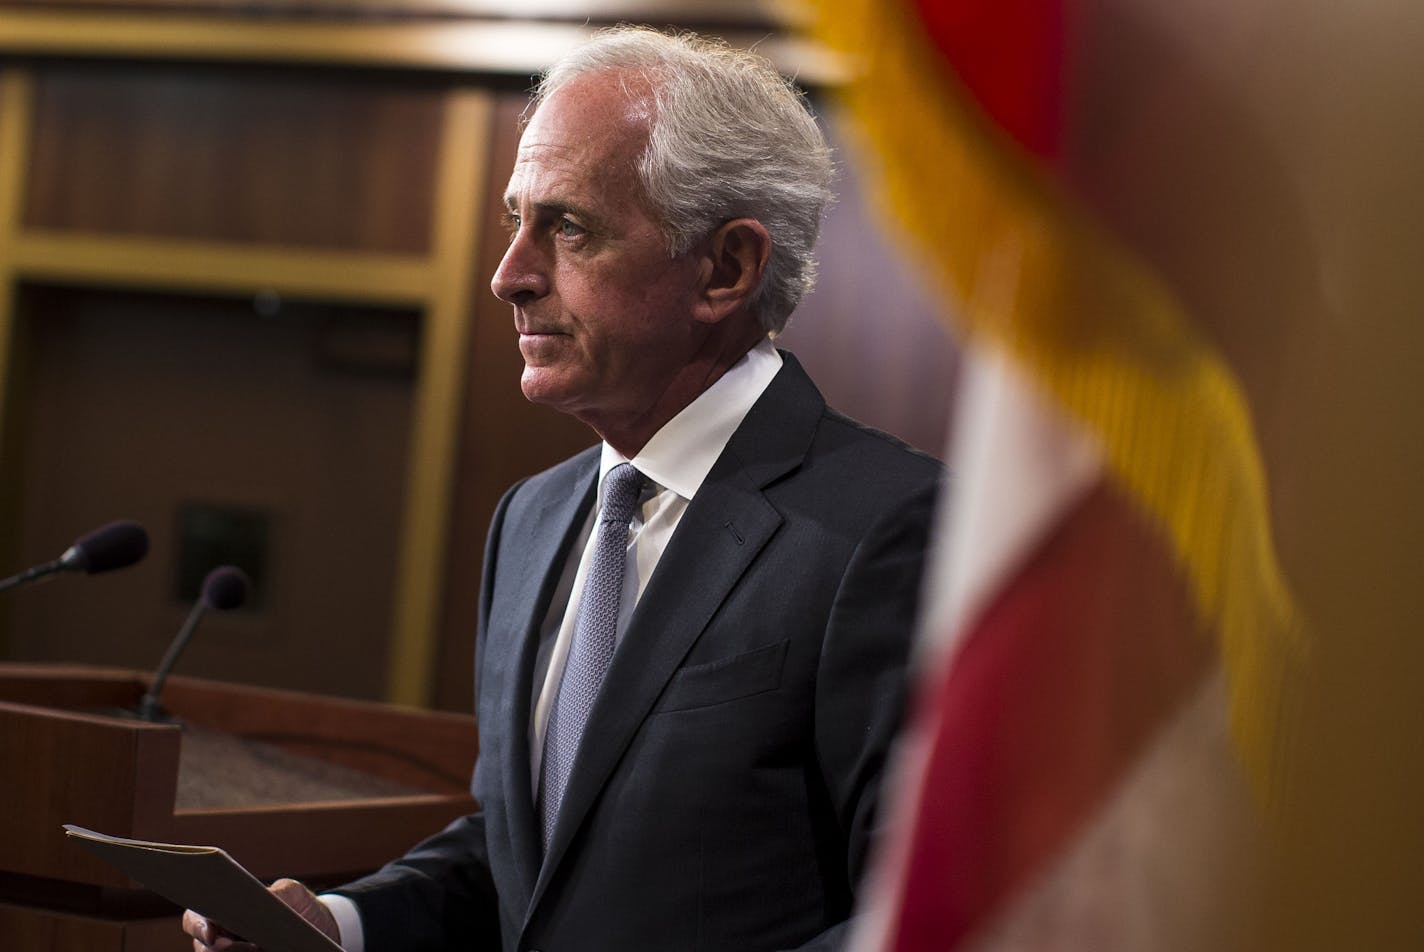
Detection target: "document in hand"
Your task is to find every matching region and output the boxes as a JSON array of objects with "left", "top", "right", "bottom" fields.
[{"left": 62, "top": 824, "right": 343, "bottom": 952}]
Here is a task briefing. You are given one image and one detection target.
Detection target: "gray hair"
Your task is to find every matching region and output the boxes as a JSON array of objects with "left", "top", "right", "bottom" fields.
[{"left": 535, "top": 26, "right": 834, "bottom": 336}]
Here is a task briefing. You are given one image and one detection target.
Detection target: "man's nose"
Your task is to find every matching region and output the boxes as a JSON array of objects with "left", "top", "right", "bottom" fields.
[{"left": 491, "top": 230, "right": 548, "bottom": 305}]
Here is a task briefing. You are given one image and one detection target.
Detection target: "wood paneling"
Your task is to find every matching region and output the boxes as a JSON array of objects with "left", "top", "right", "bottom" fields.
[
  {"left": 25, "top": 63, "right": 442, "bottom": 253},
  {"left": 0, "top": 69, "right": 31, "bottom": 582},
  {"left": 0, "top": 11, "right": 842, "bottom": 88},
  {"left": 3, "top": 59, "right": 498, "bottom": 710},
  {"left": 6, "top": 285, "right": 415, "bottom": 701},
  {"left": 9, "top": 231, "right": 434, "bottom": 305},
  {"left": 434, "top": 90, "right": 597, "bottom": 713},
  {"left": 383, "top": 87, "right": 492, "bottom": 707},
  {"left": 0, "top": 0, "right": 778, "bottom": 24}
]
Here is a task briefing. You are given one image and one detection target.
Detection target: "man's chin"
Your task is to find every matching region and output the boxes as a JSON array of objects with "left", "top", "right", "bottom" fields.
[{"left": 519, "top": 368, "right": 577, "bottom": 413}]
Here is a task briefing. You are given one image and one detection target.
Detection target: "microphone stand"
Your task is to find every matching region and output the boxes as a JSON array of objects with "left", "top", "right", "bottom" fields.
[
  {"left": 136, "top": 599, "right": 210, "bottom": 722},
  {"left": 0, "top": 558, "right": 66, "bottom": 593}
]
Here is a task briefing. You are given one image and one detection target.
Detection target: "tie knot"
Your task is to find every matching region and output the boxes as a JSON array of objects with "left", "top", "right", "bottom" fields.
[{"left": 600, "top": 463, "right": 645, "bottom": 526}]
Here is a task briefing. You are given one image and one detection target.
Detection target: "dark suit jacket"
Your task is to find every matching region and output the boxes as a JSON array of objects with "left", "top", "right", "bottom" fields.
[{"left": 335, "top": 353, "right": 942, "bottom": 951}]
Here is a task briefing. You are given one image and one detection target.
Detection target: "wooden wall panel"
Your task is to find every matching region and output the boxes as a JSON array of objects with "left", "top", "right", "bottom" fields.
[
  {"left": 0, "top": 0, "right": 776, "bottom": 24},
  {"left": 5, "top": 285, "right": 416, "bottom": 701},
  {"left": 2, "top": 55, "right": 497, "bottom": 710},
  {"left": 434, "top": 91, "right": 597, "bottom": 713},
  {"left": 24, "top": 63, "right": 443, "bottom": 253}
]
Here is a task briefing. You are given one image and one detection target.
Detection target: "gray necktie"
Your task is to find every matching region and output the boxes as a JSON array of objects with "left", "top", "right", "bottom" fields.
[{"left": 539, "top": 462, "right": 645, "bottom": 850}]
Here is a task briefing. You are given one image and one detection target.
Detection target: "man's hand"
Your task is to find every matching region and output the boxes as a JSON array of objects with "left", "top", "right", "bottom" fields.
[{"left": 182, "top": 878, "right": 341, "bottom": 951}]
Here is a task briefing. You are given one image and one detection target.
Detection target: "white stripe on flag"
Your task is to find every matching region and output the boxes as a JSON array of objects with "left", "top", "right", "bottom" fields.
[
  {"left": 853, "top": 341, "right": 1103, "bottom": 952},
  {"left": 920, "top": 341, "right": 1102, "bottom": 666}
]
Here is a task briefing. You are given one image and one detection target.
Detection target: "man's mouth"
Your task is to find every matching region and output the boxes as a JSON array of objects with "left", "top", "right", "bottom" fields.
[
  {"left": 515, "top": 316, "right": 566, "bottom": 338},
  {"left": 516, "top": 328, "right": 572, "bottom": 362}
]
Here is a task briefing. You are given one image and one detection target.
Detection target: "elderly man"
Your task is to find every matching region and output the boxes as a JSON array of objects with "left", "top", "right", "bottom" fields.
[{"left": 187, "top": 25, "right": 941, "bottom": 952}]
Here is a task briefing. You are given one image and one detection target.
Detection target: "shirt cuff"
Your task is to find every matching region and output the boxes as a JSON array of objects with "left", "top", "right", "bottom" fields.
[{"left": 319, "top": 894, "right": 364, "bottom": 952}]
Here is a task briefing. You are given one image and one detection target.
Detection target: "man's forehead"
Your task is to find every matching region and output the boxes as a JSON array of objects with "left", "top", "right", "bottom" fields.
[
  {"left": 503, "top": 83, "right": 649, "bottom": 208},
  {"left": 523, "top": 73, "right": 651, "bottom": 153},
  {"left": 503, "top": 143, "right": 613, "bottom": 207}
]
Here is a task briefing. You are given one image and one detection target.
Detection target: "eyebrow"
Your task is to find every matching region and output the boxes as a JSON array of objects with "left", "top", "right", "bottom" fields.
[{"left": 503, "top": 194, "right": 605, "bottom": 230}]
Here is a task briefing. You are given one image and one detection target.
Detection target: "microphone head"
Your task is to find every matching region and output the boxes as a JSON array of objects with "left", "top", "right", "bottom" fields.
[
  {"left": 201, "top": 565, "right": 249, "bottom": 611},
  {"left": 62, "top": 520, "right": 149, "bottom": 574}
]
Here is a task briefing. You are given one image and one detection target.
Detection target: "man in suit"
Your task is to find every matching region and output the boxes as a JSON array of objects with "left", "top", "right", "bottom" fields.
[{"left": 186, "top": 25, "right": 941, "bottom": 952}]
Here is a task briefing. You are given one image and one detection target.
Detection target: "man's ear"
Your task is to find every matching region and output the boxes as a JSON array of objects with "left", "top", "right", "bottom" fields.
[{"left": 694, "top": 218, "right": 771, "bottom": 324}]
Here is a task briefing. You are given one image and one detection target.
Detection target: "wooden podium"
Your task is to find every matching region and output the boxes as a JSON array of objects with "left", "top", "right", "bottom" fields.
[{"left": 0, "top": 663, "right": 479, "bottom": 950}]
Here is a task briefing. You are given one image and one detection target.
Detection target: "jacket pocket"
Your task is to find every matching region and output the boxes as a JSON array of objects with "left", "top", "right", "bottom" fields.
[{"left": 653, "top": 640, "right": 789, "bottom": 713}]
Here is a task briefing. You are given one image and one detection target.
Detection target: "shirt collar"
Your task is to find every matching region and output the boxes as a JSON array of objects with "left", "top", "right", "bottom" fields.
[{"left": 599, "top": 338, "right": 782, "bottom": 500}]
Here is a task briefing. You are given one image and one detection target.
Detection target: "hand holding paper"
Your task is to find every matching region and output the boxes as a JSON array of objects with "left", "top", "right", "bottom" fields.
[
  {"left": 184, "top": 879, "right": 339, "bottom": 951},
  {"left": 63, "top": 825, "right": 342, "bottom": 952}
]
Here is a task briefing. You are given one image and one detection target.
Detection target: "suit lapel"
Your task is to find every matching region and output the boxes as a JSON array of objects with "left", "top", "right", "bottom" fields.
[
  {"left": 527, "top": 354, "right": 826, "bottom": 913},
  {"left": 493, "top": 451, "right": 598, "bottom": 907}
]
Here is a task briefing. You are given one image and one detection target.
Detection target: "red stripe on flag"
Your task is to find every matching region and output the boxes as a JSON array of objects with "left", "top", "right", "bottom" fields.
[
  {"left": 885, "top": 478, "right": 1214, "bottom": 949},
  {"left": 911, "top": 0, "right": 1067, "bottom": 159}
]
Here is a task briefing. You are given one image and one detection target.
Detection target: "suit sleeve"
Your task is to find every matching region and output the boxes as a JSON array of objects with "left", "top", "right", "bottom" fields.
[
  {"left": 329, "top": 814, "right": 500, "bottom": 951},
  {"left": 786, "top": 477, "right": 941, "bottom": 952}
]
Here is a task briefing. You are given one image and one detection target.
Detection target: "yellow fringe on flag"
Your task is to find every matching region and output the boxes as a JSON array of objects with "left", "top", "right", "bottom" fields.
[{"left": 809, "top": 0, "right": 1303, "bottom": 804}]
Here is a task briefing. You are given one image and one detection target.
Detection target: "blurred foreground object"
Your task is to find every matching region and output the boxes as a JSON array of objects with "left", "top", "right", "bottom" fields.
[{"left": 804, "top": 0, "right": 1424, "bottom": 949}]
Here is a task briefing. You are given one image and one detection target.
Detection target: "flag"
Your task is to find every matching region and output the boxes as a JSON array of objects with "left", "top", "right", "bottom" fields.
[{"left": 791, "top": 0, "right": 1394, "bottom": 947}]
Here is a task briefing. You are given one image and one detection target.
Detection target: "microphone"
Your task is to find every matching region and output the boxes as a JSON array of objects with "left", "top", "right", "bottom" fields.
[
  {"left": 136, "top": 565, "right": 250, "bottom": 722},
  {"left": 0, "top": 520, "right": 149, "bottom": 593}
]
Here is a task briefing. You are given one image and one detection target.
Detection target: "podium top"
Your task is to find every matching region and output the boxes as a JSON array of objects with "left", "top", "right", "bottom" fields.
[{"left": 0, "top": 662, "right": 479, "bottom": 888}]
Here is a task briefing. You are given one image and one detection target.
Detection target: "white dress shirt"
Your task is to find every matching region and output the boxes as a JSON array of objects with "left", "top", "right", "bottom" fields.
[{"left": 323, "top": 339, "right": 781, "bottom": 951}]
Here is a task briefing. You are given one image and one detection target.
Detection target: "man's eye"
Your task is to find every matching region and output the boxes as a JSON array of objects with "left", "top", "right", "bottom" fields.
[
  {"left": 501, "top": 212, "right": 521, "bottom": 236},
  {"left": 557, "top": 218, "right": 584, "bottom": 238}
]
